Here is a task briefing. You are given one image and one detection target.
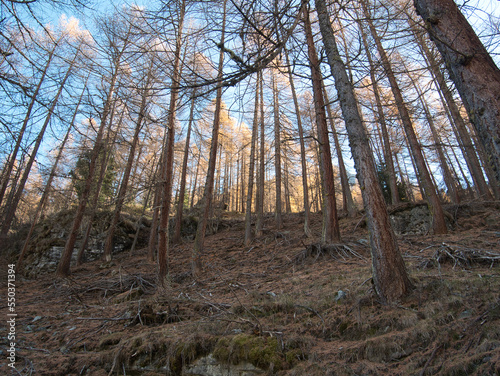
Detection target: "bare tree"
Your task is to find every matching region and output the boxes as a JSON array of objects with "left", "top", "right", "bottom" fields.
[
  {"left": 414, "top": 0, "right": 500, "bottom": 188},
  {"left": 315, "top": 0, "right": 413, "bottom": 303}
]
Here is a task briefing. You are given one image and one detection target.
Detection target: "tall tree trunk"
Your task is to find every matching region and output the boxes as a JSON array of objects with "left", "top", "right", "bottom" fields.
[
  {"left": 158, "top": 0, "right": 186, "bottom": 283},
  {"left": 0, "top": 45, "right": 56, "bottom": 209},
  {"left": 190, "top": 150, "right": 201, "bottom": 209},
  {"left": 410, "top": 20, "right": 493, "bottom": 200},
  {"left": 284, "top": 48, "right": 311, "bottom": 236},
  {"left": 192, "top": 0, "right": 227, "bottom": 276},
  {"left": 315, "top": 0, "right": 413, "bottom": 303},
  {"left": 17, "top": 83, "right": 85, "bottom": 271},
  {"left": 304, "top": 6, "right": 340, "bottom": 243},
  {"left": 414, "top": 0, "right": 500, "bottom": 186},
  {"left": 244, "top": 75, "right": 260, "bottom": 246},
  {"left": 76, "top": 109, "right": 122, "bottom": 265},
  {"left": 361, "top": 0, "right": 447, "bottom": 234},
  {"left": 173, "top": 91, "right": 196, "bottom": 244},
  {"left": 358, "top": 20, "right": 400, "bottom": 205},
  {"left": 103, "top": 70, "right": 151, "bottom": 261},
  {"left": 256, "top": 71, "right": 265, "bottom": 236},
  {"left": 2, "top": 54, "right": 75, "bottom": 236},
  {"left": 322, "top": 85, "right": 356, "bottom": 216},
  {"left": 272, "top": 71, "right": 284, "bottom": 230},
  {"left": 57, "top": 34, "right": 128, "bottom": 276},
  {"left": 411, "top": 77, "right": 460, "bottom": 203}
]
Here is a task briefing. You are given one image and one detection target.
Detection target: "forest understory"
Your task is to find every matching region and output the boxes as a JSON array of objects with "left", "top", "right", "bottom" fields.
[{"left": 1, "top": 201, "right": 500, "bottom": 376}]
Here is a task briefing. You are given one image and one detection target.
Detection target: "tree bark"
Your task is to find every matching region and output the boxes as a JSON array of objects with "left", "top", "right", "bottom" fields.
[
  {"left": 358, "top": 20, "right": 400, "bottom": 205},
  {"left": 57, "top": 31, "right": 129, "bottom": 276},
  {"left": 304, "top": 6, "right": 340, "bottom": 243},
  {"left": 17, "top": 83, "right": 85, "bottom": 271},
  {"left": 256, "top": 70, "right": 265, "bottom": 236},
  {"left": 414, "top": 0, "right": 500, "bottom": 186},
  {"left": 315, "top": 0, "right": 413, "bottom": 303}
]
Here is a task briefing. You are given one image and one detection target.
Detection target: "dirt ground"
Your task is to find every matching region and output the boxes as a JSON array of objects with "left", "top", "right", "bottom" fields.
[{"left": 1, "top": 202, "right": 500, "bottom": 375}]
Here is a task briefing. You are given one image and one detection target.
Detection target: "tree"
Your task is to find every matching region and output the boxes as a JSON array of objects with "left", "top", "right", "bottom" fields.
[
  {"left": 414, "top": 0, "right": 500, "bottom": 188},
  {"left": 284, "top": 47, "right": 311, "bottom": 236},
  {"left": 158, "top": 0, "right": 187, "bottom": 283},
  {"left": 272, "top": 69, "right": 284, "bottom": 230},
  {"left": 303, "top": 4, "right": 340, "bottom": 244},
  {"left": 315, "top": 0, "right": 413, "bottom": 303},
  {"left": 361, "top": 0, "right": 447, "bottom": 235},
  {"left": 1, "top": 48, "right": 78, "bottom": 237},
  {"left": 408, "top": 16, "right": 494, "bottom": 200},
  {"left": 192, "top": 0, "right": 227, "bottom": 277},
  {"left": 56, "top": 13, "right": 133, "bottom": 277}
]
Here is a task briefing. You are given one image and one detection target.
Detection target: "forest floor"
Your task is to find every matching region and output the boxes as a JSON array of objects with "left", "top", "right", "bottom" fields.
[{"left": 1, "top": 202, "right": 500, "bottom": 375}]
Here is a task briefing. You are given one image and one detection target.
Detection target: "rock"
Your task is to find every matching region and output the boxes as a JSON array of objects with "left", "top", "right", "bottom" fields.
[
  {"left": 335, "top": 290, "right": 347, "bottom": 302},
  {"left": 32, "top": 316, "right": 43, "bottom": 322},
  {"left": 184, "top": 354, "right": 265, "bottom": 376}
]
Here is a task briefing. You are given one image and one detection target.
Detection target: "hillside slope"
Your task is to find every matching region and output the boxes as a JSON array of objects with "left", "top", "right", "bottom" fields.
[{"left": 1, "top": 203, "right": 500, "bottom": 375}]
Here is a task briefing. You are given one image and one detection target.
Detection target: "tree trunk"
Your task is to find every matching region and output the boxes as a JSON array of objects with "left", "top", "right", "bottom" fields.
[
  {"left": 17, "top": 83, "right": 85, "bottom": 271},
  {"left": 322, "top": 85, "right": 357, "bottom": 216},
  {"left": 244, "top": 74, "right": 260, "bottom": 247},
  {"left": 0, "top": 46, "right": 56, "bottom": 209},
  {"left": 414, "top": 0, "right": 500, "bottom": 186},
  {"left": 76, "top": 109, "right": 122, "bottom": 265},
  {"left": 358, "top": 20, "right": 400, "bottom": 205},
  {"left": 272, "top": 71, "right": 283, "bottom": 230},
  {"left": 57, "top": 34, "right": 128, "bottom": 276},
  {"left": 284, "top": 48, "right": 311, "bottom": 236},
  {"left": 304, "top": 6, "right": 340, "bottom": 243},
  {"left": 361, "top": 0, "right": 447, "bottom": 234},
  {"left": 410, "top": 20, "right": 493, "bottom": 200},
  {"left": 2, "top": 54, "right": 75, "bottom": 236},
  {"left": 103, "top": 71, "right": 150, "bottom": 261},
  {"left": 174, "top": 91, "right": 196, "bottom": 243},
  {"left": 315, "top": 0, "right": 413, "bottom": 303},
  {"left": 158, "top": 0, "right": 186, "bottom": 283},
  {"left": 256, "top": 70, "right": 265, "bottom": 236},
  {"left": 192, "top": 0, "right": 227, "bottom": 276},
  {"left": 411, "top": 76, "right": 460, "bottom": 203}
]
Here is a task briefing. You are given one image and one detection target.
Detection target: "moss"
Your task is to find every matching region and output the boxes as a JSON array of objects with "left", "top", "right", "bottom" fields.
[{"left": 213, "top": 334, "right": 283, "bottom": 371}]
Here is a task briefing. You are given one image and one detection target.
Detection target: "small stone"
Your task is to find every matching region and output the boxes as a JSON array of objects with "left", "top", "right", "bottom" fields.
[
  {"left": 32, "top": 316, "right": 43, "bottom": 322},
  {"left": 335, "top": 290, "right": 347, "bottom": 301},
  {"left": 459, "top": 310, "right": 472, "bottom": 319}
]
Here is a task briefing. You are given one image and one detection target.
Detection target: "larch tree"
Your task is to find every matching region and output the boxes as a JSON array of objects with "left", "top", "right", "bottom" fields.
[
  {"left": 414, "top": 0, "right": 500, "bottom": 189},
  {"left": 303, "top": 4, "right": 340, "bottom": 244},
  {"left": 57, "top": 15, "right": 134, "bottom": 277},
  {"left": 284, "top": 47, "right": 311, "bottom": 236},
  {"left": 315, "top": 0, "right": 413, "bottom": 303},
  {"left": 158, "top": 0, "right": 186, "bottom": 283},
  {"left": 360, "top": 0, "right": 448, "bottom": 235},
  {"left": 407, "top": 16, "right": 494, "bottom": 200},
  {"left": 191, "top": 0, "right": 227, "bottom": 277}
]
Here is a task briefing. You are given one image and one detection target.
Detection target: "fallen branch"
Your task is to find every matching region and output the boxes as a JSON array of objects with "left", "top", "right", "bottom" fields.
[{"left": 420, "top": 243, "right": 500, "bottom": 269}]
